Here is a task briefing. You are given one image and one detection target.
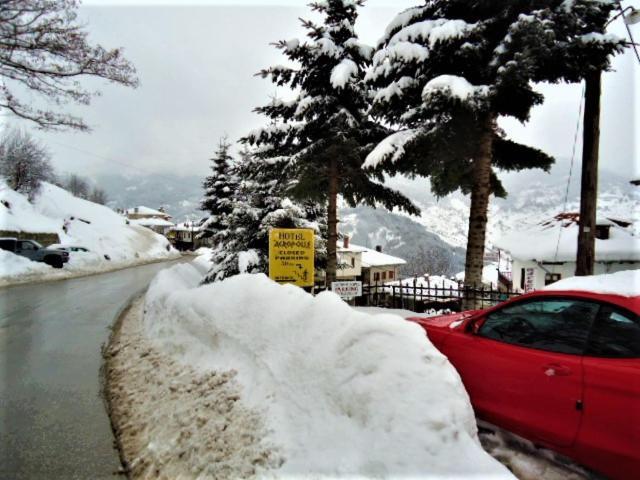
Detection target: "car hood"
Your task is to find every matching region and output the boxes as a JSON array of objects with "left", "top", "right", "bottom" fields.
[{"left": 407, "top": 310, "right": 482, "bottom": 330}]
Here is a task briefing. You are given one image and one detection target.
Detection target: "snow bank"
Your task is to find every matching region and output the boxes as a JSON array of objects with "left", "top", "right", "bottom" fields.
[
  {"left": 0, "top": 250, "right": 50, "bottom": 277},
  {"left": 543, "top": 269, "right": 639, "bottom": 297},
  {"left": 0, "top": 180, "right": 179, "bottom": 285},
  {"left": 143, "top": 266, "right": 513, "bottom": 479}
]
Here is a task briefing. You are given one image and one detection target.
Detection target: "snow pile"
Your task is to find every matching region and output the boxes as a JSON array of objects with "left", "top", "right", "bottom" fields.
[
  {"left": 543, "top": 269, "right": 640, "bottom": 297},
  {"left": 143, "top": 266, "right": 513, "bottom": 478},
  {"left": 0, "top": 180, "right": 179, "bottom": 284},
  {"left": 386, "top": 274, "right": 462, "bottom": 298},
  {"left": 0, "top": 249, "right": 50, "bottom": 277}
]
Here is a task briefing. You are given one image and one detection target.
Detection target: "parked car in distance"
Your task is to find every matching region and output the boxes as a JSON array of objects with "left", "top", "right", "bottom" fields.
[
  {"left": 407, "top": 279, "right": 639, "bottom": 480},
  {"left": 0, "top": 237, "right": 69, "bottom": 268}
]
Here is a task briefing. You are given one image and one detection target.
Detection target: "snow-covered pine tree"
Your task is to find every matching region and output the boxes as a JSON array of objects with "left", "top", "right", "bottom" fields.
[
  {"left": 244, "top": 0, "right": 418, "bottom": 287},
  {"left": 204, "top": 148, "right": 327, "bottom": 283},
  {"left": 200, "top": 137, "right": 237, "bottom": 243},
  {"left": 365, "top": 0, "right": 623, "bottom": 301}
]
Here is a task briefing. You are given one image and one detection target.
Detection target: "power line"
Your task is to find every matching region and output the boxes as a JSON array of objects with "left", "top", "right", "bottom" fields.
[{"left": 553, "top": 84, "right": 585, "bottom": 264}]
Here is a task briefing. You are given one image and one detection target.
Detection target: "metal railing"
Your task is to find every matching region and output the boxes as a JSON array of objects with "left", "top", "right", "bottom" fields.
[{"left": 357, "top": 281, "right": 520, "bottom": 312}]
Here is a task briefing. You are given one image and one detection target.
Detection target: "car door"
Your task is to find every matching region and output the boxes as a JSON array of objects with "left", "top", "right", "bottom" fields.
[
  {"left": 575, "top": 303, "right": 640, "bottom": 479},
  {"left": 17, "top": 240, "right": 37, "bottom": 260},
  {"left": 443, "top": 297, "right": 600, "bottom": 447}
]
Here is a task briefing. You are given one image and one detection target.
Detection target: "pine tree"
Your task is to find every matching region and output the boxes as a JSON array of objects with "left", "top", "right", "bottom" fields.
[
  {"left": 200, "top": 137, "right": 237, "bottom": 240},
  {"left": 204, "top": 148, "right": 327, "bottom": 283},
  {"left": 365, "top": 0, "right": 623, "bottom": 304},
  {"left": 244, "top": 0, "right": 418, "bottom": 287}
]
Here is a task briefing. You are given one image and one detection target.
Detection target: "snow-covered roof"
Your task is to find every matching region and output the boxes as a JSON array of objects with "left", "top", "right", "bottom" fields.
[
  {"left": 495, "top": 215, "right": 640, "bottom": 262},
  {"left": 172, "top": 222, "right": 201, "bottom": 232},
  {"left": 126, "top": 206, "right": 171, "bottom": 217},
  {"left": 342, "top": 243, "right": 406, "bottom": 267},
  {"left": 130, "top": 218, "right": 175, "bottom": 228},
  {"left": 543, "top": 269, "right": 639, "bottom": 297}
]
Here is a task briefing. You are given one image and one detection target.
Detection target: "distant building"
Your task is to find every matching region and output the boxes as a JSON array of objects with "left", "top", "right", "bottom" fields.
[
  {"left": 336, "top": 237, "right": 406, "bottom": 283},
  {"left": 495, "top": 213, "right": 639, "bottom": 292},
  {"left": 168, "top": 219, "right": 214, "bottom": 251},
  {"left": 125, "top": 206, "right": 174, "bottom": 235}
]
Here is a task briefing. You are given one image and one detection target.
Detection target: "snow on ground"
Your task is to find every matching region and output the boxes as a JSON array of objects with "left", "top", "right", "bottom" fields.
[
  {"left": 0, "top": 180, "right": 179, "bottom": 286},
  {"left": 137, "top": 263, "right": 513, "bottom": 479},
  {"left": 0, "top": 249, "right": 50, "bottom": 278},
  {"left": 105, "top": 297, "right": 283, "bottom": 480},
  {"left": 478, "top": 422, "right": 594, "bottom": 480},
  {"left": 354, "top": 305, "right": 419, "bottom": 318},
  {"left": 543, "top": 269, "right": 639, "bottom": 297}
]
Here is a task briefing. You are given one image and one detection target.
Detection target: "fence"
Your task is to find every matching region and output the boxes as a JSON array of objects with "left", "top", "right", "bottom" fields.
[{"left": 356, "top": 281, "right": 521, "bottom": 312}]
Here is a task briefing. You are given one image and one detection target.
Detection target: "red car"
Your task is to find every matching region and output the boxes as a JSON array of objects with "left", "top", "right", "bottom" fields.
[{"left": 408, "top": 288, "right": 640, "bottom": 480}]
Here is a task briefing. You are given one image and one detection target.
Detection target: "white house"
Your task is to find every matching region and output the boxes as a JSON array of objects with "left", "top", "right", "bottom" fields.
[
  {"left": 495, "top": 213, "right": 639, "bottom": 292},
  {"left": 336, "top": 237, "right": 406, "bottom": 283},
  {"left": 125, "top": 206, "right": 174, "bottom": 235}
]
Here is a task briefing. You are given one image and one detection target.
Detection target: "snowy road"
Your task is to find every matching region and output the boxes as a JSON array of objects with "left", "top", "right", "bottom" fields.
[{"left": 0, "top": 259, "right": 187, "bottom": 479}]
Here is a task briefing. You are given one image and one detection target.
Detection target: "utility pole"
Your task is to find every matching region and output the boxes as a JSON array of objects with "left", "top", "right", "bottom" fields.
[
  {"left": 576, "top": 2, "right": 639, "bottom": 276},
  {"left": 575, "top": 70, "right": 601, "bottom": 276}
]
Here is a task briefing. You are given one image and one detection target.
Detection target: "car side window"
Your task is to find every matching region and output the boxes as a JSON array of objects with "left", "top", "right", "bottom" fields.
[
  {"left": 585, "top": 306, "right": 640, "bottom": 358},
  {"left": 478, "top": 298, "right": 600, "bottom": 355},
  {"left": 19, "top": 241, "right": 35, "bottom": 250}
]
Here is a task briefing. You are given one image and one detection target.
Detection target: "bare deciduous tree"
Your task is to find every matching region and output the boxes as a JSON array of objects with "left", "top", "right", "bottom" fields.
[
  {"left": 64, "top": 173, "right": 89, "bottom": 199},
  {"left": 0, "top": 128, "right": 54, "bottom": 199},
  {"left": 89, "top": 186, "right": 107, "bottom": 205},
  {"left": 0, "top": 0, "right": 138, "bottom": 131}
]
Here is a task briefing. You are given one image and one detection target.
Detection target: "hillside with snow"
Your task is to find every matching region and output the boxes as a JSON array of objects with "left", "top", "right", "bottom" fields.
[{"left": 0, "top": 180, "right": 179, "bottom": 285}]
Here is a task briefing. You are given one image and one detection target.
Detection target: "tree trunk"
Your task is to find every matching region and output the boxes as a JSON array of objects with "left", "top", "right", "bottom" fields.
[
  {"left": 326, "top": 157, "right": 339, "bottom": 288},
  {"left": 462, "top": 117, "right": 494, "bottom": 311},
  {"left": 576, "top": 71, "right": 601, "bottom": 277}
]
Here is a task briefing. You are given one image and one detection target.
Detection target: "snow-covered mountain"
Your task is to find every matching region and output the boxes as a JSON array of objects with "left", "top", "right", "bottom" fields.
[
  {"left": 98, "top": 166, "right": 636, "bottom": 277},
  {"left": 96, "top": 173, "right": 204, "bottom": 221},
  {"left": 386, "top": 165, "right": 638, "bottom": 249}
]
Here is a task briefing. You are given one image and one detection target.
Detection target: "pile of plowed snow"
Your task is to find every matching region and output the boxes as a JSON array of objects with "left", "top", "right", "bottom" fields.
[
  {"left": 142, "top": 263, "right": 513, "bottom": 479},
  {"left": 0, "top": 180, "right": 179, "bottom": 284}
]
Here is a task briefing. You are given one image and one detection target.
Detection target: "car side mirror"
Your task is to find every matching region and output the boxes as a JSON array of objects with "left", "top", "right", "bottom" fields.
[{"left": 469, "top": 316, "right": 486, "bottom": 335}]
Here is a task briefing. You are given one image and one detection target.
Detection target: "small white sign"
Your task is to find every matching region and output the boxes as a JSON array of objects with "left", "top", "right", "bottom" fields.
[
  {"left": 524, "top": 268, "right": 536, "bottom": 293},
  {"left": 332, "top": 281, "right": 362, "bottom": 299}
]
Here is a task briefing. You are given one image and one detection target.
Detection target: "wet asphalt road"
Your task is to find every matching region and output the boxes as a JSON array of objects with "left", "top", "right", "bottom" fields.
[{"left": 0, "top": 259, "right": 186, "bottom": 479}]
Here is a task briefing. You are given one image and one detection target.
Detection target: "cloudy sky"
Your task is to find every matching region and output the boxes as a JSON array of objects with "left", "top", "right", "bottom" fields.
[{"left": 16, "top": 1, "right": 639, "bottom": 181}]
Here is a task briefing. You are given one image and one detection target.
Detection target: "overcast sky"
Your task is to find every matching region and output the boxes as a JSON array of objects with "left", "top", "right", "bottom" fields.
[{"left": 16, "top": 1, "right": 639, "bottom": 181}]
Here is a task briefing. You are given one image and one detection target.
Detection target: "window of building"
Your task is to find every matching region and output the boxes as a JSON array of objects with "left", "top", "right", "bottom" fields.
[
  {"left": 388, "top": 271, "right": 394, "bottom": 280},
  {"left": 544, "top": 273, "right": 561, "bottom": 285},
  {"left": 351, "top": 257, "right": 355, "bottom": 268},
  {"left": 382, "top": 271, "right": 387, "bottom": 280},
  {"left": 374, "top": 272, "right": 380, "bottom": 282}
]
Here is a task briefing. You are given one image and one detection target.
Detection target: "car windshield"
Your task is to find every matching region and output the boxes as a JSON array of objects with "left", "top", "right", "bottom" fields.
[{"left": 30, "top": 241, "right": 43, "bottom": 248}]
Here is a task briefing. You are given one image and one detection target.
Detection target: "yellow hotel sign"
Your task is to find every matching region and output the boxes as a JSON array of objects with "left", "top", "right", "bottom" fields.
[{"left": 269, "top": 228, "right": 315, "bottom": 287}]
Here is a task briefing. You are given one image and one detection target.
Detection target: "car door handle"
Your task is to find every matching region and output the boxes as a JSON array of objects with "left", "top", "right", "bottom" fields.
[{"left": 542, "top": 363, "right": 572, "bottom": 377}]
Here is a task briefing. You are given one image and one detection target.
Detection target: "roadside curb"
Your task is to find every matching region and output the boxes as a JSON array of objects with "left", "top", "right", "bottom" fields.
[{"left": 100, "top": 292, "right": 144, "bottom": 478}]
